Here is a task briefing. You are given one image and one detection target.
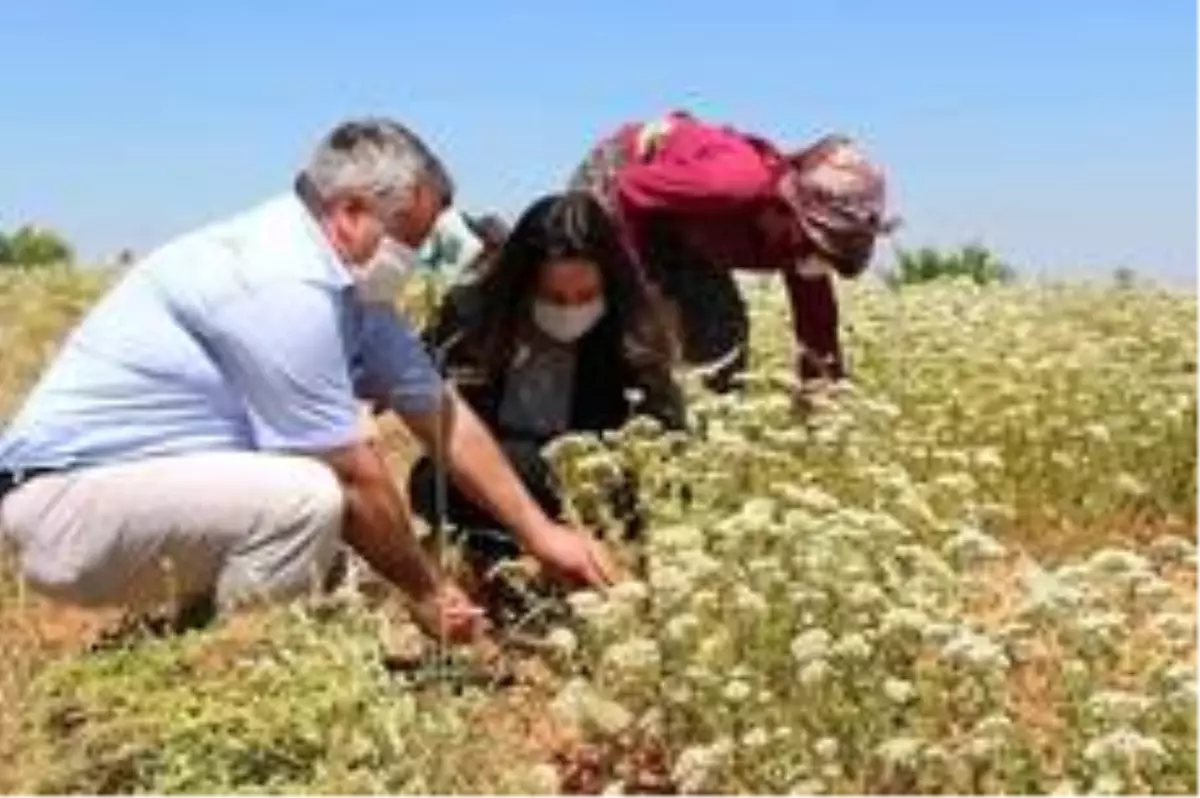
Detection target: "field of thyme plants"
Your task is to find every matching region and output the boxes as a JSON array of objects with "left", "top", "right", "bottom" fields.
[{"left": 0, "top": 266, "right": 1196, "bottom": 794}]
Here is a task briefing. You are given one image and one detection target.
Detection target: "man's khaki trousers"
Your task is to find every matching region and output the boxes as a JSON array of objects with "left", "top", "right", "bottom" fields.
[{"left": 0, "top": 452, "right": 345, "bottom": 612}]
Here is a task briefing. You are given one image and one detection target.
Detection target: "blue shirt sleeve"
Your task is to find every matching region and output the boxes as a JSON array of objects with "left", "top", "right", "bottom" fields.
[
  {"left": 353, "top": 304, "right": 444, "bottom": 415},
  {"left": 196, "top": 283, "right": 361, "bottom": 452}
]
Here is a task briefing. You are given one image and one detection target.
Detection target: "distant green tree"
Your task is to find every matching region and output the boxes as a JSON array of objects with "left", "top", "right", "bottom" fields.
[
  {"left": 893, "top": 242, "right": 1016, "bottom": 286},
  {"left": 1112, "top": 266, "right": 1138, "bottom": 289},
  {"left": 0, "top": 230, "right": 10, "bottom": 264},
  {"left": 1, "top": 225, "right": 74, "bottom": 266}
]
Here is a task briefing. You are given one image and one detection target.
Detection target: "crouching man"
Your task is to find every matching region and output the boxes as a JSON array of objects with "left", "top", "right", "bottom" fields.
[{"left": 0, "top": 117, "right": 614, "bottom": 642}]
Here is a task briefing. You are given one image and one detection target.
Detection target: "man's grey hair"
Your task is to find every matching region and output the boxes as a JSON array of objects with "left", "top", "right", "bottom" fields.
[{"left": 301, "top": 117, "right": 454, "bottom": 213}]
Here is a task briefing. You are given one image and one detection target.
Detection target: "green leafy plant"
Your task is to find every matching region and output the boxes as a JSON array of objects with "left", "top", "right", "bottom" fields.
[
  {"left": 889, "top": 243, "right": 1016, "bottom": 287},
  {"left": 0, "top": 224, "right": 75, "bottom": 267}
]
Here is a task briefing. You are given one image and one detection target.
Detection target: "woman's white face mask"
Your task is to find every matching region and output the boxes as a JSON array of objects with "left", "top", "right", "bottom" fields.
[
  {"left": 532, "top": 297, "right": 606, "bottom": 343},
  {"left": 354, "top": 235, "right": 418, "bottom": 304}
]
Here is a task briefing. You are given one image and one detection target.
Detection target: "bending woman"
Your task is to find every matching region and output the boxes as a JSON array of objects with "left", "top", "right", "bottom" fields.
[
  {"left": 568, "top": 110, "right": 893, "bottom": 393},
  {"left": 409, "top": 191, "right": 684, "bottom": 565}
]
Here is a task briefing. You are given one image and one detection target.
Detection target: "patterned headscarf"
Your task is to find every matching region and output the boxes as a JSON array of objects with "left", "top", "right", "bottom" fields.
[{"left": 780, "top": 135, "right": 894, "bottom": 277}]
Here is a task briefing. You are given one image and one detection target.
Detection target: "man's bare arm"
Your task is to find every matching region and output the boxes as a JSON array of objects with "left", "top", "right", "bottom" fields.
[{"left": 319, "top": 440, "right": 440, "bottom": 600}]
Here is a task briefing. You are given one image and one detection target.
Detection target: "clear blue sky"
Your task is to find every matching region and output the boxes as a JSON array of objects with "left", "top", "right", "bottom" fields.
[{"left": 1, "top": 1, "right": 1194, "bottom": 283}]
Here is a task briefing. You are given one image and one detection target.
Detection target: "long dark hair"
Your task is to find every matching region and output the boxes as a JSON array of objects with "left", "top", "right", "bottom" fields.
[{"left": 459, "top": 191, "right": 677, "bottom": 373}]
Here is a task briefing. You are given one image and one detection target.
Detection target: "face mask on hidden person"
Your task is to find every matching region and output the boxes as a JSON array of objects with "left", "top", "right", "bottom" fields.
[
  {"left": 354, "top": 235, "right": 418, "bottom": 304},
  {"left": 532, "top": 298, "right": 606, "bottom": 343},
  {"left": 795, "top": 252, "right": 838, "bottom": 279}
]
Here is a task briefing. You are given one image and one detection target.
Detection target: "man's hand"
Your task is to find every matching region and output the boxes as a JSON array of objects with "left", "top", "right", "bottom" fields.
[
  {"left": 525, "top": 521, "right": 618, "bottom": 588},
  {"left": 409, "top": 581, "right": 489, "bottom": 643}
]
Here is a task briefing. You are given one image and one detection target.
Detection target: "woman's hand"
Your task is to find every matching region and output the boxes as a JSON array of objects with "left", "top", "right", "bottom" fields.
[{"left": 525, "top": 520, "right": 618, "bottom": 588}]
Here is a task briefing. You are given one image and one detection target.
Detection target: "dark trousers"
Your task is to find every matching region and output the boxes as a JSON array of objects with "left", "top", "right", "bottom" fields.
[
  {"left": 656, "top": 260, "right": 750, "bottom": 394},
  {"left": 409, "top": 436, "right": 644, "bottom": 565},
  {"left": 408, "top": 438, "right": 562, "bottom": 563}
]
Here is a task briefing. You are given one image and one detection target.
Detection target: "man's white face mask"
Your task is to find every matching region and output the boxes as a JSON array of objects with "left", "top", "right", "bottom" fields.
[
  {"left": 355, "top": 235, "right": 418, "bottom": 304},
  {"left": 532, "top": 297, "right": 606, "bottom": 343}
]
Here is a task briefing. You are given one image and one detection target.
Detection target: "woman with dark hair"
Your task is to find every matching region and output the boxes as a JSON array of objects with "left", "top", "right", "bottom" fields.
[{"left": 409, "top": 191, "right": 684, "bottom": 566}]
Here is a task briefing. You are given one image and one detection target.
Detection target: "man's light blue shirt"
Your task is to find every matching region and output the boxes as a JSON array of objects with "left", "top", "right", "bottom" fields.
[{"left": 0, "top": 192, "right": 443, "bottom": 471}]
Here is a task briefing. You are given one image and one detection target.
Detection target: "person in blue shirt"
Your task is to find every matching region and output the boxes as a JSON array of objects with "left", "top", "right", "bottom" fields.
[{"left": 0, "top": 117, "right": 614, "bottom": 642}]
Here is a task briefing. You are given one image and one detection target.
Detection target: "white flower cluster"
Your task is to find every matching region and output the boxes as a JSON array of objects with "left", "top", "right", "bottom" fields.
[{"left": 536, "top": 278, "right": 1196, "bottom": 794}]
